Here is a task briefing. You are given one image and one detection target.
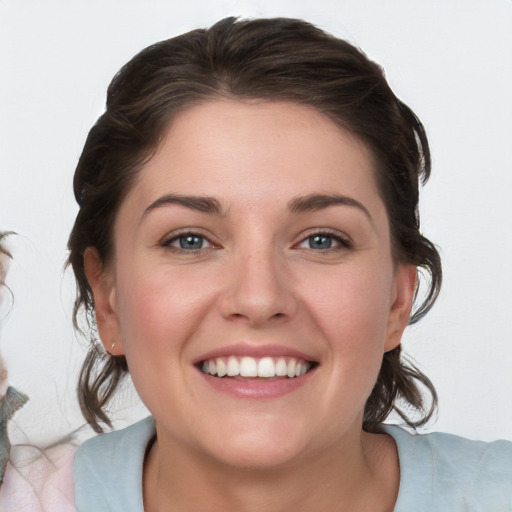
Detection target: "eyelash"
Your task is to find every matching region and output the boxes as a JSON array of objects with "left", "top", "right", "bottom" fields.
[
  {"left": 295, "top": 230, "right": 353, "bottom": 251},
  {"left": 160, "top": 229, "right": 352, "bottom": 254},
  {"left": 160, "top": 231, "right": 216, "bottom": 253}
]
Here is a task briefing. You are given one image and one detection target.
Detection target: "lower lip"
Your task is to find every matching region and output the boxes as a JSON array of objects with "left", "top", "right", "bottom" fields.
[{"left": 198, "top": 369, "right": 316, "bottom": 399}]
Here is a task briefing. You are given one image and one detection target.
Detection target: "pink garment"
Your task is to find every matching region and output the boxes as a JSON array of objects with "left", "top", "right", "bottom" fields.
[{"left": 0, "top": 443, "right": 76, "bottom": 511}]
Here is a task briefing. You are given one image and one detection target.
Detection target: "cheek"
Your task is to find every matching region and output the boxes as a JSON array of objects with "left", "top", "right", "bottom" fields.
[
  {"left": 112, "top": 266, "right": 211, "bottom": 411},
  {"left": 303, "top": 260, "right": 394, "bottom": 398},
  {"left": 114, "top": 263, "right": 218, "bottom": 357},
  {"left": 306, "top": 264, "right": 393, "bottom": 346}
]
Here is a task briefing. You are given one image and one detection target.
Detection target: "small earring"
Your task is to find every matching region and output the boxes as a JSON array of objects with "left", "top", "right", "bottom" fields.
[{"left": 111, "top": 342, "right": 116, "bottom": 351}]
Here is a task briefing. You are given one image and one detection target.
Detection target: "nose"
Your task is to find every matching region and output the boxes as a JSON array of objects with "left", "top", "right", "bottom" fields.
[{"left": 219, "top": 246, "right": 298, "bottom": 327}]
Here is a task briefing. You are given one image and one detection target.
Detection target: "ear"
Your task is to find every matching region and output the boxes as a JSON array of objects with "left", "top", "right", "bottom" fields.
[
  {"left": 384, "top": 264, "right": 417, "bottom": 352},
  {"left": 83, "top": 247, "right": 124, "bottom": 356}
]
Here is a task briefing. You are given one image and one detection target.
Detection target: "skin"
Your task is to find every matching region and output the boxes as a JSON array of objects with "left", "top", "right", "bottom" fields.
[{"left": 85, "top": 100, "right": 416, "bottom": 511}]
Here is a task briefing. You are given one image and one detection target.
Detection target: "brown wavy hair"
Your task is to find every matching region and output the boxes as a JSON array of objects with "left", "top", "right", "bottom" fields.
[{"left": 68, "top": 17, "right": 441, "bottom": 433}]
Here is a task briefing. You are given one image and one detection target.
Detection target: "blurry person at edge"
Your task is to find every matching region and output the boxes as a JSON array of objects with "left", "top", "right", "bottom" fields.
[{"left": 1, "top": 16, "right": 511, "bottom": 512}]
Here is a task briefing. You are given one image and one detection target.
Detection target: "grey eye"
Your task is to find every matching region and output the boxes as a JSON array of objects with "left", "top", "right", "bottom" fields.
[
  {"left": 306, "top": 235, "right": 333, "bottom": 249},
  {"left": 178, "top": 235, "right": 205, "bottom": 250},
  {"left": 161, "top": 231, "right": 216, "bottom": 252},
  {"left": 297, "top": 232, "right": 351, "bottom": 251}
]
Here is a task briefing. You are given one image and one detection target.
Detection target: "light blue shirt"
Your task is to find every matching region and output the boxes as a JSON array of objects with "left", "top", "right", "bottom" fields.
[{"left": 74, "top": 417, "right": 512, "bottom": 511}]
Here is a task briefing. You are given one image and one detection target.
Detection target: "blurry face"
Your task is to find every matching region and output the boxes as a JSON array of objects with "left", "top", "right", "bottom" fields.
[{"left": 87, "top": 100, "right": 414, "bottom": 468}]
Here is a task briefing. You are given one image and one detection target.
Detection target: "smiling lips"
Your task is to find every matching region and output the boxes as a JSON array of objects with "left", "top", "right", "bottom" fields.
[{"left": 201, "top": 356, "right": 313, "bottom": 379}]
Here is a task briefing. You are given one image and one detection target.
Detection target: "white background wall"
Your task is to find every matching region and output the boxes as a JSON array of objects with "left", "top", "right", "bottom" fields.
[{"left": 0, "top": 0, "right": 511, "bottom": 446}]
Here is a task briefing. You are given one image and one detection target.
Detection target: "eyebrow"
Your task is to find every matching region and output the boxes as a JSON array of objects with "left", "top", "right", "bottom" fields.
[
  {"left": 142, "top": 192, "right": 371, "bottom": 222},
  {"left": 143, "top": 194, "right": 223, "bottom": 216},
  {"left": 288, "top": 193, "right": 372, "bottom": 221}
]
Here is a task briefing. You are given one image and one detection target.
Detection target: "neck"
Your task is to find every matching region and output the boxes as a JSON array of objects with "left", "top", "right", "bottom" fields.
[{"left": 143, "top": 425, "right": 399, "bottom": 512}]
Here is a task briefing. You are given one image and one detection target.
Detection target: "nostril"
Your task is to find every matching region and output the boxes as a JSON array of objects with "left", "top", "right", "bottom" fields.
[
  {"left": 230, "top": 311, "right": 289, "bottom": 322},
  {"left": 219, "top": 276, "right": 298, "bottom": 325}
]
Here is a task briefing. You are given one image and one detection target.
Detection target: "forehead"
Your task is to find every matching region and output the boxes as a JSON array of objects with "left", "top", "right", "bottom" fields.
[{"left": 124, "top": 100, "right": 383, "bottom": 215}]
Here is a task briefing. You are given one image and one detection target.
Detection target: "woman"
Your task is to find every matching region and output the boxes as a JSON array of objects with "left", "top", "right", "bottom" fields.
[{"left": 3, "top": 16, "right": 512, "bottom": 511}]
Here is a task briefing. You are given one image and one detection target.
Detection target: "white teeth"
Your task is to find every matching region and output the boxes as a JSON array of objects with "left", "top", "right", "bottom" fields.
[
  {"left": 257, "top": 357, "right": 275, "bottom": 377},
  {"left": 216, "top": 358, "right": 227, "bottom": 377},
  {"left": 287, "top": 359, "right": 296, "bottom": 378},
  {"left": 275, "top": 358, "right": 288, "bottom": 376},
  {"left": 240, "top": 357, "right": 258, "bottom": 377},
  {"left": 201, "top": 356, "right": 313, "bottom": 379},
  {"left": 226, "top": 356, "right": 240, "bottom": 376}
]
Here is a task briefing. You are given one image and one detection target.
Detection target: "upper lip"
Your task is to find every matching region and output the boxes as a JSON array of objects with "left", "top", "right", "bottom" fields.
[{"left": 193, "top": 343, "right": 318, "bottom": 364}]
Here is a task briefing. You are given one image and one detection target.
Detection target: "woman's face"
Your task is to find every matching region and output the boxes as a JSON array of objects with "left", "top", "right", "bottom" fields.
[{"left": 87, "top": 100, "right": 414, "bottom": 468}]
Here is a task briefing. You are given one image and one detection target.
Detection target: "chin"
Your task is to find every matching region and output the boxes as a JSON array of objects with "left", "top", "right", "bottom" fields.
[
  {"left": 206, "top": 416, "right": 316, "bottom": 470},
  {"left": 211, "top": 440, "right": 307, "bottom": 471}
]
